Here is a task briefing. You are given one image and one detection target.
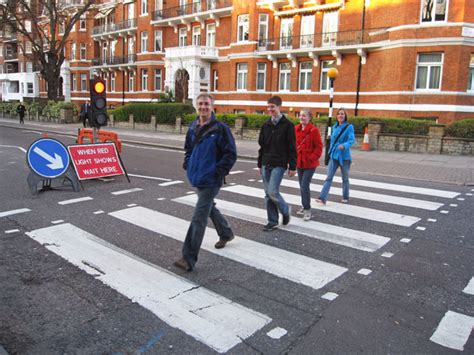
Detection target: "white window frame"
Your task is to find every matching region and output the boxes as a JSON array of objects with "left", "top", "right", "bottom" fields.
[
  {"left": 299, "top": 62, "right": 312, "bottom": 92},
  {"left": 71, "top": 43, "right": 76, "bottom": 60},
  {"left": 468, "top": 55, "right": 474, "bottom": 92},
  {"left": 128, "top": 3, "right": 135, "bottom": 19},
  {"left": 258, "top": 13, "right": 268, "bottom": 48},
  {"left": 141, "top": 69, "right": 148, "bottom": 91},
  {"left": 141, "top": 0, "right": 148, "bottom": 15},
  {"left": 80, "top": 74, "right": 87, "bottom": 92},
  {"left": 128, "top": 71, "right": 135, "bottom": 92},
  {"left": 71, "top": 74, "right": 77, "bottom": 92},
  {"left": 256, "top": 62, "right": 266, "bottom": 91},
  {"left": 237, "top": 14, "right": 249, "bottom": 42},
  {"left": 280, "top": 18, "right": 293, "bottom": 50},
  {"left": 154, "top": 69, "right": 162, "bottom": 91},
  {"left": 128, "top": 37, "right": 135, "bottom": 55},
  {"left": 322, "top": 11, "right": 338, "bottom": 47},
  {"left": 206, "top": 23, "right": 216, "bottom": 47},
  {"left": 192, "top": 26, "right": 201, "bottom": 46},
  {"left": 279, "top": 62, "right": 291, "bottom": 92},
  {"left": 213, "top": 70, "right": 218, "bottom": 91},
  {"left": 110, "top": 40, "right": 116, "bottom": 61},
  {"left": 300, "top": 15, "right": 315, "bottom": 48},
  {"left": 141, "top": 31, "right": 148, "bottom": 52},
  {"left": 80, "top": 43, "right": 86, "bottom": 60},
  {"left": 415, "top": 52, "right": 443, "bottom": 91},
  {"left": 26, "top": 62, "right": 33, "bottom": 72},
  {"left": 102, "top": 42, "right": 107, "bottom": 64},
  {"left": 320, "top": 60, "right": 335, "bottom": 91},
  {"left": 155, "top": 0, "right": 163, "bottom": 12},
  {"left": 236, "top": 63, "right": 248, "bottom": 91},
  {"left": 27, "top": 82, "right": 34, "bottom": 94},
  {"left": 179, "top": 27, "right": 187, "bottom": 47},
  {"left": 79, "top": 15, "right": 86, "bottom": 31},
  {"left": 154, "top": 30, "right": 162, "bottom": 52},
  {"left": 420, "top": 0, "right": 448, "bottom": 23}
]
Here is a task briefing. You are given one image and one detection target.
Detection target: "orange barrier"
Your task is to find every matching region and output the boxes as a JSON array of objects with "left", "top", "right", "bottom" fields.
[
  {"left": 77, "top": 128, "right": 122, "bottom": 153},
  {"left": 361, "top": 127, "right": 371, "bottom": 151}
]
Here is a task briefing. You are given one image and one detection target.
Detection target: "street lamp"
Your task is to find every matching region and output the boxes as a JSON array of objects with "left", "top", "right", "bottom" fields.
[{"left": 324, "top": 67, "right": 339, "bottom": 165}]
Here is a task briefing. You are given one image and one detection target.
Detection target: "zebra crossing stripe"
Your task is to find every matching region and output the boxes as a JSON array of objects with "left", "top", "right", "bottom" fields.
[
  {"left": 430, "top": 310, "right": 474, "bottom": 351},
  {"left": 173, "top": 195, "right": 389, "bottom": 252},
  {"left": 312, "top": 173, "right": 459, "bottom": 198},
  {"left": 109, "top": 206, "right": 348, "bottom": 290},
  {"left": 463, "top": 277, "right": 474, "bottom": 295},
  {"left": 0, "top": 208, "right": 30, "bottom": 218},
  {"left": 222, "top": 185, "right": 421, "bottom": 227},
  {"left": 279, "top": 179, "right": 443, "bottom": 211},
  {"left": 25, "top": 223, "right": 271, "bottom": 353}
]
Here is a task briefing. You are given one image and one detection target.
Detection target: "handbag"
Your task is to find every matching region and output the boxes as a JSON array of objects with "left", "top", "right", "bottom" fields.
[{"left": 325, "top": 124, "right": 349, "bottom": 165}]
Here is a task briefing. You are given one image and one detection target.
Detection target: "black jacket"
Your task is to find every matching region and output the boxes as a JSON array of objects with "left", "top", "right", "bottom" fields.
[{"left": 257, "top": 115, "right": 296, "bottom": 170}]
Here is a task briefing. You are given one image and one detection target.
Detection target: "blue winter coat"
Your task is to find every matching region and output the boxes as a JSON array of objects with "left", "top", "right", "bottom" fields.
[
  {"left": 328, "top": 122, "right": 355, "bottom": 165},
  {"left": 184, "top": 114, "right": 237, "bottom": 188}
]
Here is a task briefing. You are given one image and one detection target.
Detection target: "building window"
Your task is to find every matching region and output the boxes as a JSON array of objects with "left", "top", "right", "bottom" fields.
[
  {"left": 206, "top": 23, "right": 216, "bottom": 47},
  {"left": 71, "top": 74, "right": 77, "bottom": 91},
  {"left": 322, "top": 11, "right": 338, "bottom": 47},
  {"left": 258, "top": 13, "right": 268, "bottom": 48},
  {"left": 80, "top": 43, "right": 86, "bottom": 60},
  {"left": 256, "top": 62, "right": 266, "bottom": 91},
  {"left": 110, "top": 40, "right": 116, "bottom": 61},
  {"left": 128, "top": 37, "right": 135, "bottom": 55},
  {"left": 80, "top": 74, "right": 87, "bottom": 92},
  {"left": 128, "top": 3, "right": 135, "bottom": 19},
  {"left": 141, "top": 0, "right": 148, "bottom": 15},
  {"left": 192, "top": 26, "right": 201, "bottom": 46},
  {"left": 236, "top": 63, "right": 248, "bottom": 91},
  {"left": 141, "top": 69, "right": 148, "bottom": 91},
  {"left": 141, "top": 31, "right": 148, "bottom": 52},
  {"left": 421, "top": 0, "right": 447, "bottom": 23},
  {"left": 154, "top": 30, "right": 162, "bottom": 52},
  {"left": 468, "top": 54, "right": 474, "bottom": 91},
  {"left": 59, "top": 23, "right": 65, "bottom": 34},
  {"left": 320, "top": 60, "right": 336, "bottom": 91},
  {"left": 71, "top": 43, "right": 76, "bottom": 60},
  {"left": 299, "top": 62, "right": 312, "bottom": 91},
  {"left": 279, "top": 62, "right": 291, "bottom": 91},
  {"left": 25, "top": 42, "right": 32, "bottom": 53},
  {"left": 79, "top": 15, "right": 86, "bottom": 30},
  {"left": 416, "top": 53, "right": 442, "bottom": 90},
  {"left": 110, "top": 73, "right": 115, "bottom": 92},
  {"left": 129, "top": 71, "right": 135, "bottom": 92},
  {"left": 27, "top": 82, "right": 33, "bottom": 94},
  {"left": 213, "top": 70, "right": 218, "bottom": 91},
  {"left": 154, "top": 69, "right": 162, "bottom": 91},
  {"left": 192, "top": 0, "right": 201, "bottom": 12},
  {"left": 280, "top": 18, "right": 293, "bottom": 49},
  {"left": 26, "top": 62, "right": 33, "bottom": 72},
  {"left": 237, "top": 15, "right": 249, "bottom": 42},
  {"left": 300, "top": 15, "right": 315, "bottom": 48},
  {"left": 179, "top": 27, "right": 187, "bottom": 47}
]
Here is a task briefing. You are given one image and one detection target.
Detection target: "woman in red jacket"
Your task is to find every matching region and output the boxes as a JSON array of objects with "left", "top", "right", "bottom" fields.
[{"left": 295, "top": 110, "right": 323, "bottom": 221}]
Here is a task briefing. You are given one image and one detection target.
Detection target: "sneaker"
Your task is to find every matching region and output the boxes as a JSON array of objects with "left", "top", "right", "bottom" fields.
[
  {"left": 214, "top": 235, "right": 234, "bottom": 249},
  {"left": 315, "top": 198, "right": 326, "bottom": 205},
  {"left": 296, "top": 207, "right": 304, "bottom": 215},
  {"left": 263, "top": 223, "right": 279, "bottom": 232},
  {"left": 173, "top": 258, "right": 192, "bottom": 271},
  {"left": 303, "top": 210, "right": 312, "bottom": 221},
  {"left": 341, "top": 199, "right": 349, "bottom": 204},
  {"left": 282, "top": 206, "right": 291, "bottom": 226}
]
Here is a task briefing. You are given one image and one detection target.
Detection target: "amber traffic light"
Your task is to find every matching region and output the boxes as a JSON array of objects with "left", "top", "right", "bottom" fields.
[{"left": 89, "top": 78, "right": 108, "bottom": 127}]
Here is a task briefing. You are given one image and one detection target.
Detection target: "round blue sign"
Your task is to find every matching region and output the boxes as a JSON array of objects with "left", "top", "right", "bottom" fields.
[{"left": 27, "top": 138, "right": 70, "bottom": 178}]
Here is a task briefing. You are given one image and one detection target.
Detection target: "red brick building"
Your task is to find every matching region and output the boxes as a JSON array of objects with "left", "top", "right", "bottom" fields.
[{"left": 2, "top": 0, "right": 473, "bottom": 123}]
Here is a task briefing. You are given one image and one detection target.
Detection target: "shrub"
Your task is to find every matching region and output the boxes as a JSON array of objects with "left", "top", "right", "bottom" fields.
[
  {"left": 446, "top": 119, "right": 474, "bottom": 139},
  {"left": 110, "top": 103, "right": 194, "bottom": 124},
  {"left": 380, "top": 118, "right": 432, "bottom": 135},
  {"left": 27, "top": 101, "right": 43, "bottom": 115},
  {"left": 0, "top": 102, "right": 19, "bottom": 116}
]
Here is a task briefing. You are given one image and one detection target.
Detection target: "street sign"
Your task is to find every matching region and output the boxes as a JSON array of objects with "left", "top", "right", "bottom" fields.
[
  {"left": 27, "top": 138, "right": 70, "bottom": 178},
  {"left": 68, "top": 142, "right": 125, "bottom": 180}
]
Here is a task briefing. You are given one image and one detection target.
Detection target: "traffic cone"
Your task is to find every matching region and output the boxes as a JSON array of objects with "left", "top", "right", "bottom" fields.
[
  {"left": 42, "top": 132, "right": 48, "bottom": 138},
  {"left": 361, "top": 127, "right": 371, "bottom": 151}
]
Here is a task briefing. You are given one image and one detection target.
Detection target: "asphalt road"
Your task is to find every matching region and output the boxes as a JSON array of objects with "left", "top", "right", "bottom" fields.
[{"left": 1, "top": 126, "right": 473, "bottom": 354}]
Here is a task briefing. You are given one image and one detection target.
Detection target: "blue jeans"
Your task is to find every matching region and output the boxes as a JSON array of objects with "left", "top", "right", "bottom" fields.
[
  {"left": 182, "top": 186, "right": 233, "bottom": 269},
  {"left": 319, "top": 159, "right": 351, "bottom": 202},
  {"left": 297, "top": 168, "right": 316, "bottom": 210},
  {"left": 262, "top": 166, "right": 290, "bottom": 224}
]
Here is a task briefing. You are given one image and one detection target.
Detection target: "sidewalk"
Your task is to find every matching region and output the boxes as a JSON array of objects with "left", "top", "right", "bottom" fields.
[{"left": 1, "top": 117, "right": 472, "bottom": 186}]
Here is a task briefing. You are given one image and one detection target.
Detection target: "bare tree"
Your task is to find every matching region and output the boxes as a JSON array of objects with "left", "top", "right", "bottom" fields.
[{"left": 0, "top": 0, "right": 94, "bottom": 100}]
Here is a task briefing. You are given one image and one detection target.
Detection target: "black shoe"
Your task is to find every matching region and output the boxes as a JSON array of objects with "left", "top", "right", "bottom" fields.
[
  {"left": 215, "top": 235, "right": 234, "bottom": 249},
  {"left": 173, "top": 258, "right": 192, "bottom": 271},
  {"left": 263, "top": 223, "right": 279, "bottom": 232},
  {"left": 282, "top": 206, "right": 291, "bottom": 225}
]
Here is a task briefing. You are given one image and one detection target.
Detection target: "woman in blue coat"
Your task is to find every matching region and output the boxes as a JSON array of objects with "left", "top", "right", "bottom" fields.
[{"left": 317, "top": 108, "right": 355, "bottom": 204}]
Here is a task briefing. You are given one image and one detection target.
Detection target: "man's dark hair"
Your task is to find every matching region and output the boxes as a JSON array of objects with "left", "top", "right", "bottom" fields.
[{"left": 267, "top": 95, "right": 282, "bottom": 106}]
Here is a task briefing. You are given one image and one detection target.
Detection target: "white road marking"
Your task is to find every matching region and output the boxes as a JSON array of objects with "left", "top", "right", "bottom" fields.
[
  {"left": 248, "top": 179, "right": 256, "bottom": 182},
  {"left": 5, "top": 229, "right": 20, "bottom": 234},
  {"left": 449, "top": 204, "right": 458, "bottom": 207},
  {"left": 156, "top": 198, "right": 166, "bottom": 201},
  {"left": 430, "top": 310, "right": 474, "bottom": 351},
  {"left": 111, "top": 188, "right": 143, "bottom": 195},
  {"left": 457, "top": 198, "right": 465, "bottom": 201},
  {"left": 159, "top": 180, "right": 183, "bottom": 187},
  {"left": 222, "top": 185, "right": 421, "bottom": 227},
  {"left": 280, "top": 179, "right": 443, "bottom": 211},
  {"left": 321, "top": 292, "right": 339, "bottom": 301},
  {"left": 229, "top": 170, "right": 244, "bottom": 175},
  {"left": 51, "top": 220, "right": 64, "bottom": 224},
  {"left": 109, "top": 207, "right": 348, "bottom": 290},
  {"left": 427, "top": 218, "right": 437, "bottom": 222},
  {"left": 128, "top": 173, "right": 172, "bottom": 182},
  {"left": 127, "top": 204, "right": 138, "bottom": 207},
  {"left": 440, "top": 210, "right": 449, "bottom": 214},
  {"left": 267, "top": 327, "right": 287, "bottom": 339},
  {"left": 313, "top": 173, "right": 459, "bottom": 198},
  {"left": 0, "top": 144, "right": 27, "bottom": 153},
  {"left": 466, "top": 193, "right": 473, "bottom": 196},
  {"left": 400, "top": 238, "right": 412, "bottom": 243},
  {"left": 25, "top": 223, "right": 271, "bottom": 353},
  {"left": 58, "top": 197, "right": 93, "bottom": 205},
  {"left": 358, "top": 269, "right": 372, "bottom": 276},
  {"left": 462, "top": 277, "right": 474, "bottom": 295},
  {"left": 416, "top": 226, "right": 426, "bottom": 231},
  {"left": 0, "top": 208, "right": 30, "bottom": 218},
  {"left": 93, "top": 210, "right": 105, "bottom": 214},
  {"left": 174, "top": 195, "right": 389, "bottom": 252}
]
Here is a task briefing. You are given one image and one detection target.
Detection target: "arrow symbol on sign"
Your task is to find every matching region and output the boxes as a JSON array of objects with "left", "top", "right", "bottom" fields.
[{"left": 33, "top": 147, "right": 64, "bottom": 170}]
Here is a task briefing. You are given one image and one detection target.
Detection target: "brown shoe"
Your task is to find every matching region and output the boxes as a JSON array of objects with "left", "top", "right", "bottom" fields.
[
  {"left": 173, "top": 258, "right": 192, "bottom": 271},
  {"left": 214, "top": 236, "right": 234, "bottom": 249}
]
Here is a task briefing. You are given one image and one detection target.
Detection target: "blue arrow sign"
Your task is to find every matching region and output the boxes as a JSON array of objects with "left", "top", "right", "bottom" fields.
[{"left": 27, "top": 138, "right": 70, "bottom": 178}]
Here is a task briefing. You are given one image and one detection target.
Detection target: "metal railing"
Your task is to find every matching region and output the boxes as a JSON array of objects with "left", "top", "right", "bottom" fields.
[
  {"left": 4, "top": 52, "right": 18, "bottom": 60},
  {"left": 257, "top": 28, "right": 389, "bottom": 51},
  {"left": 91, "top": 54, "right": 137, "bottom": 66},
  {"left": 152, "top": 0, "right": 231, "bottom": 21},
  {"left": 92, "top": 18, "right": 137, "bottom": 36}
]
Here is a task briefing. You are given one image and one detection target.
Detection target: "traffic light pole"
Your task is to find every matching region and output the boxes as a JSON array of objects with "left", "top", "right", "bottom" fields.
[
  {"left": 93, "top": 127, "right": 98, "bottom": 143},
  {"left": 324, "top": 77, "right": 335, "bottom": 165}
]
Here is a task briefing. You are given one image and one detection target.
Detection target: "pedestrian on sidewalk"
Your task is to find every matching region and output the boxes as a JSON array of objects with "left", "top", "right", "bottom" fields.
[
  {"left": 80, "top": 101, "right": 90, "bottom": 128},
  {"left": 174, "top": 93, "right": 237, "bottom": 272},
  {"left": 295, "top": 110, "right": 323, "bottom": 221},
  {"left": 258, "top": 95, "right": 296, "bottom": 231},
  {"left": 17, "top": 102, "right": 26, "bottom": 124},
  {"left": 317, "top": 108, "right": 355, "bottom": 205}
]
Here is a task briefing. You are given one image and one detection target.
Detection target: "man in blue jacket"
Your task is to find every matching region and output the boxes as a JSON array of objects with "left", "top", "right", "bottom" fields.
[{"left": 174, "top": 93, "right": 237, "bottom": 272}]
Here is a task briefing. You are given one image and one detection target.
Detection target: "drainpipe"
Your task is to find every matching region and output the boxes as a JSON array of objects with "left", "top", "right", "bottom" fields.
[{"left": 354, "top": 0, "right": 367, "bottom": 116}]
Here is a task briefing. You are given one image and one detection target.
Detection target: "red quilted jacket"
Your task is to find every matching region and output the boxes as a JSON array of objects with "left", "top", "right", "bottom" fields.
[{"left": 295, "top": 123, "right": 323, "bottom": 169}]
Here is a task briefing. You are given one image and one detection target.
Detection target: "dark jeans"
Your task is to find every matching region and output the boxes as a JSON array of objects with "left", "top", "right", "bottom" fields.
[
  {"left": 297, "top": 168, "right": 316, "bottom": 210},
  {"left": 261, "top": 166, "right": 289, "bottom": 224},
  {"left": 19, "top": 114, "right": 24, "bottom": 124},
  {"left": 182, "top": 185, "right": 233, "bottom": 269}
]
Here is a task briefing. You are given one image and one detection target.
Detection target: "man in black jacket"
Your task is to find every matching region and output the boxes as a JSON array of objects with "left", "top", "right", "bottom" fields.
[{"left": 257, "top": 96, "right": 296, "bottom": 231}]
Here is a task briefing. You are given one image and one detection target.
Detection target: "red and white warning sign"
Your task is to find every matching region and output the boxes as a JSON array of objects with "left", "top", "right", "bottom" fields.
[{"left": 68, "top": 143, "right": 125, "bottom": 180}]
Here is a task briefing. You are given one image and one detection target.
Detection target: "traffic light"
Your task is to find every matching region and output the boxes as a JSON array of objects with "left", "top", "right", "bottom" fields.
[{"left": 89, "top": 78, "right": 108, "bottom": 127}]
